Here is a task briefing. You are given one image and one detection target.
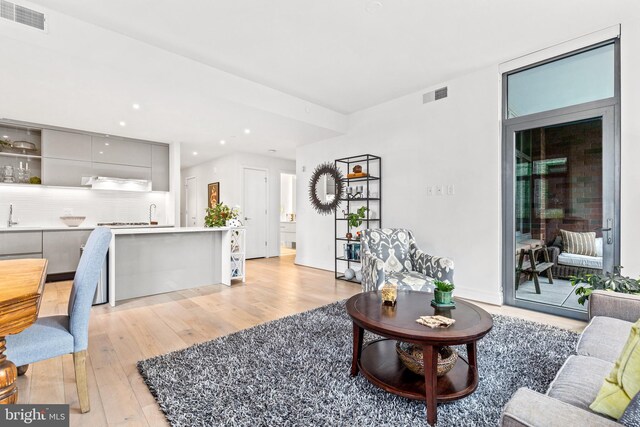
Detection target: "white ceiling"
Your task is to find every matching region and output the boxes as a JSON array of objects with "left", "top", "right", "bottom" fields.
[
  {"left": 28, "top": 0, "right": 630, "bottom": 114},
  {"left": 3, "top": 0, "right": 632, "bottom": 168}
]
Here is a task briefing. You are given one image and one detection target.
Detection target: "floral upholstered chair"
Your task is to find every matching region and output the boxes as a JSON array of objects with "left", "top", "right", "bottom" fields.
[{"left": 360, "top": 228, "right": 454, "bottom": 292}]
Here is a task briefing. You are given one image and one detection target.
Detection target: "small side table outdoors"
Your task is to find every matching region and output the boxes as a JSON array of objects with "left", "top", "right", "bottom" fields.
[{"left": 516, "top": 245, "right": 554, "bottom": 294}]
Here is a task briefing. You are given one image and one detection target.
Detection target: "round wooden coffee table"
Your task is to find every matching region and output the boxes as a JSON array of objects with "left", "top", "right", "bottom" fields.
[{"left": 346, "top": 291, "right": 493, "bottom": 426}]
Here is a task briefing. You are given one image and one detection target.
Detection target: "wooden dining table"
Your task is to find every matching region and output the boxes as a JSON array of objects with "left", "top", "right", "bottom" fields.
[{"left": 0, "top": 258, "right": 48, "bottom": 404}]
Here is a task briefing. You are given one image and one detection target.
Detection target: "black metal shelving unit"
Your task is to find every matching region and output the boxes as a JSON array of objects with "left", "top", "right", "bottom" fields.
[{"left": 335, "top": 154, "right": 382, "bottom": 283}]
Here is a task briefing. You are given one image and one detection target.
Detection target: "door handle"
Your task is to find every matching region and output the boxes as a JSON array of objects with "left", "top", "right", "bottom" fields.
[{"left": 596, "top": 219, "right": 613, "bottom": 244}]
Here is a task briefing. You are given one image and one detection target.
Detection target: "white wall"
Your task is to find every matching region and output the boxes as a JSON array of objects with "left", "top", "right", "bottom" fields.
[
  {"left": 296, "top": 17, "right": 640, "bottom": 305},
  {"left": 181, "top": 153, "right": 295, "bottom": 257},
  {"left": 0, "top": 185, "right": 168, "bottom": 227},
  {"left": 296, "top": 66, "right": 502, "bottom": 304},
  {"left": 619, "top": 19, "right": 640, "bottom": 279}
]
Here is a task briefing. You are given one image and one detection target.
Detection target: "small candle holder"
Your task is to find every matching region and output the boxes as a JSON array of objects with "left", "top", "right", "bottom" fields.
[{"left": 381, "top": 283, "right": 398, "bottom": 307}]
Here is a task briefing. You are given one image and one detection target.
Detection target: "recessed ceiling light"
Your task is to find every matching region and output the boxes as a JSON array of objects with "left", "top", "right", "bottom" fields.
[
  {"left": 104, "top": 142, "right": 109, "bottom": 146},
  {"left": 220, "top": 140, "right": 226, "bottom": 145},
  {"left": 244, "top": 128, "right": 251, "bottom": 134},
  {"left": 104, "top": 134, "right": 110, "bottom": 137},
  {"left": 132, "top": 103, "right": 140, "bottom": 110},
  {"left": 2, "top": 135, "right": 8, "bottom": 139},
  {"left": 99, "top": 151, "right": 104, "bottom": 154},
  {"left": 193, "top": 151, "right": 198, "bottom": 155},
  {"left": 268, "top": 149, "right": 277, "bottom": 153},
  {"left": 119, "top": 121, "right": 126, "bottom": 126}
]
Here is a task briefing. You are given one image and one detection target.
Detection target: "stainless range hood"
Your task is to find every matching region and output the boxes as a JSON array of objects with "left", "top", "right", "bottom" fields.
[{"left": 81, "top": 176, "right": 152, "bottom": 192}]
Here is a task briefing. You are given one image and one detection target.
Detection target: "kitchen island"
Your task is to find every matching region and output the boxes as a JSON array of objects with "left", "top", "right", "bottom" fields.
[{"left": 108, "top": 227, "right": 236, "bottom": 306}]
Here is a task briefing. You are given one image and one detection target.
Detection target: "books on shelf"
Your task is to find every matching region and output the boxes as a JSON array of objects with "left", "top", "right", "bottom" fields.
[{"left": 343, "top": 242, "right": 361, "bottom": 261}]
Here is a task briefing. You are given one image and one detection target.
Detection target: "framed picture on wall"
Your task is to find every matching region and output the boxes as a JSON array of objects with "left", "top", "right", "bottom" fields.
[{"left": 208, "top": 182, "right": 220, "bottom": 208}]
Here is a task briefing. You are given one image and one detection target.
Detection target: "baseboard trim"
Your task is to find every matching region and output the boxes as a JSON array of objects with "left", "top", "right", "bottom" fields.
[
  {"left": 293, "top": 260, "right": 333, "bottom": 273},
  {"left": 454, "top": 286, "right": 503, "bottom": 306}
]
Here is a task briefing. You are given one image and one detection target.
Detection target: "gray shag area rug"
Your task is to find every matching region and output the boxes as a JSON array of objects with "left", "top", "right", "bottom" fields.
[{"left": 138, "top": 301, "right": 579, "bottom": 427}]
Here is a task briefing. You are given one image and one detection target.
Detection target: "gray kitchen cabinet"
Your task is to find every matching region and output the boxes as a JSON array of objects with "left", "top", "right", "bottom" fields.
[
  {"left": 0, "top": 231, "right": 42, "bottom": 256},
  {"left": 42, "top": 158, "right": 93, "bottom": 187},
  {"left": 92, "top": 136, "right": 151, "bottom": 167},
  {"left": 0, "top": 253, "right": 42, "bottom": 261},
  {"left": 91, "top": 162, "right": 151, "bottom": 180},
  {"left": 151, "top": 144, "right": 170, "bottom": 191},
  {"left": 42, "top": 129, "right": 92, "bottom": 161},
  {"left": 43, "top": 230, "right": 92, "bottom": 274}
]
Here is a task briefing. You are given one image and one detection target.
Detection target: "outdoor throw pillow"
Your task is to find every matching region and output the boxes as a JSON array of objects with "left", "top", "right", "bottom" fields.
[
  {"left": 560, "top": 229, "right": 597, "bottom": 257},
  {"left": 620, "top": 391, "right": 640, "bottom": 427},
  {"left": 590, "top": 319, "right": 640, "bottom": 419}
]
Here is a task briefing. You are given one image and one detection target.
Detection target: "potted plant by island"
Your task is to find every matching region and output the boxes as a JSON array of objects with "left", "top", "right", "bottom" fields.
[
  {"left": 204, "top": 203, "right": 240, "bottom": 227},
  {"left": 570, "top": 266, "right": 640, "bottom": 305},
  {"left": 433, "top": 280, "right": 455, "bottom": 305},
  {"left": 345, "top": 206, "right": 368, "bottom": 239}
]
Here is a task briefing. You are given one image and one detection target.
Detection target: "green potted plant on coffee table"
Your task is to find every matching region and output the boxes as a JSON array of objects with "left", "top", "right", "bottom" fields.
[{"left": 433, "top": 280, "right": 455, "bottom": 305}]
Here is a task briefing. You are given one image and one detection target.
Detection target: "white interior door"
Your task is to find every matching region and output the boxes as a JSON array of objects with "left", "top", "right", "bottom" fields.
[
  {"left": 243, "top": 168, "right": 268, "bottom": 258},
  {"left": 185, "top": 177, "right": 197, "bottom": 227}
]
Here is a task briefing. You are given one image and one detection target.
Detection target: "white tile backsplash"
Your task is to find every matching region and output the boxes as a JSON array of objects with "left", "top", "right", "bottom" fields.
[{"left": 0, "top": 185, "right": 168, "bottom": 227}]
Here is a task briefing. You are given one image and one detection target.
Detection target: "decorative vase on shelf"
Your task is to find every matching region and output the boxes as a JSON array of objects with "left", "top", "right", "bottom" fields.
[
  {"left": 346, "top": 232, "right": 353, "bottom": 239},
  {"left": 344, "top": 268, "right": 356, "bottom": 280}
]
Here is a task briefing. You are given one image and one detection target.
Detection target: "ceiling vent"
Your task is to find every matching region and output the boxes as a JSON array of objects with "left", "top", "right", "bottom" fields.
[
  {"left": 1, "top": 1, "right": 46, "bottom": 31},
  {"left": 423, "top": 86, "right": 448, "bottom": 104}
]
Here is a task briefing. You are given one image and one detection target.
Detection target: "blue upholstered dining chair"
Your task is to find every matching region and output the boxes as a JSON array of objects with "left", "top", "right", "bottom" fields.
[
  {"left": 360, "top": 228, "right": 454, "bottom": 293},
  {"left": 6, "top": 227, "right": 112, "bottom": 413}
]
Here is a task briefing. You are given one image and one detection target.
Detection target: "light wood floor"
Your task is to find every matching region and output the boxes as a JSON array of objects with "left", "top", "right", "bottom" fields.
[{"left": 16, "top": 255, "right": 585, "bottom": 426}]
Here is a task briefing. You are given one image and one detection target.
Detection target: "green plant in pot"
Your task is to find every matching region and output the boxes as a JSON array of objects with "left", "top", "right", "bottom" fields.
[
  {"left": 345, "top": 206, "right": 367, "bottom": 239},
  {"left": 0, "top": 139, "right": 11, "bottom": 152},
  {"left": 204, "top": 203, "right": 239, "bottom": 227},
  {"left": 570, "top": 266, "right": 640, "bottom": 305},
  {"left": 433, "top": 280, "right": 455, "bottom": 305}
]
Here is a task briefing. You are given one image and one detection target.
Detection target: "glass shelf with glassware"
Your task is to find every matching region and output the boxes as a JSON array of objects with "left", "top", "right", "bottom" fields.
[{"left": 1, "top": 157, "right": 41, "bottom": 185}]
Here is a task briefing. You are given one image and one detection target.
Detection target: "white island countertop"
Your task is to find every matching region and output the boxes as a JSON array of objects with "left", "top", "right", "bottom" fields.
[{"left": 111, "top": 226, "right": 235, "bottom": 235}]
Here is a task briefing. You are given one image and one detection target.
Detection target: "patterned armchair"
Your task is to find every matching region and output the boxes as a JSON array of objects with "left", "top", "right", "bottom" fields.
[{"left": 360, "top": 228, "right": 454, "bottom": 292}]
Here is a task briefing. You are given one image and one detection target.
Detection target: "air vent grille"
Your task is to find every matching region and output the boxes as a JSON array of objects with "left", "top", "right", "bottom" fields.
[
  {"left": 422, "top": 86, "right": 449, "bottom": 104},
  {"left": 435, "top": 87, "right": 448, "bottom": 100},
  {"left": 1, "top": 0, "right": 14, "bottom": 20},
  {"left": 1, "top": 0, "right": 45, "bottom": 31}
]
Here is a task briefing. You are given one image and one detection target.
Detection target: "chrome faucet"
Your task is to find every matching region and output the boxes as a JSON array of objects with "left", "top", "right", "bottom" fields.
[
  {"left": 8, "top": 204, "right": 18, "bottom": 227},
  {"left": 149, "top": 204, "right": 157, "bottom": 224}
]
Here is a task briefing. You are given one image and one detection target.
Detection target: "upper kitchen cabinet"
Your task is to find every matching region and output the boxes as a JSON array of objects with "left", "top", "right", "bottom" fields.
[
  {"left": 151, "top": 144, "right": 170, "bottom": 191},
  {"left": 42, "top": 158, "right": 93, "bottom": 187},
  {"left": 41, "top": 129, "right": 92, "bottom": 161},
  {"left": 92, "top": 136, "right": 151, "bottom": 167}
]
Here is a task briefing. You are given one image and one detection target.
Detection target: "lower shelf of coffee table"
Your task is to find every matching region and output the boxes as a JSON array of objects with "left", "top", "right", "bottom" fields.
[{"left": 358, "top": 339, "right": 478, "bottom": 402}]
